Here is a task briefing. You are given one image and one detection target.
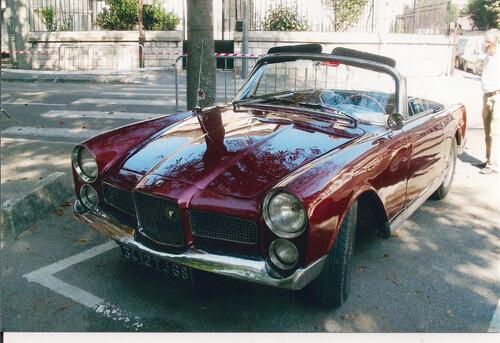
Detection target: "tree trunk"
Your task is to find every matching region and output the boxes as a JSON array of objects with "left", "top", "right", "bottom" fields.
[{"left": 186, "top": 0, "right": 216, "bottom": 109}]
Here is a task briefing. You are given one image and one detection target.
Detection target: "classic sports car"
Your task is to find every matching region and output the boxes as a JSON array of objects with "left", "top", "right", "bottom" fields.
[{"left": 73, "top": 45, "right": 466, "bottom": 307}]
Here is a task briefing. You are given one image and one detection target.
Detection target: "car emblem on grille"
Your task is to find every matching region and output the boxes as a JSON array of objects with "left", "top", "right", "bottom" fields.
[{"left": 165, "top": 208, "right": 176, "bottom": 220}]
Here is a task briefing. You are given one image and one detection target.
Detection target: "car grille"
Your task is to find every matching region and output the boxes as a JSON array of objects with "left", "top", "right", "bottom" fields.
[
  {"left": 189, "top": 210, "right": 258, "bottom": 244},
  {"left": 102, "top": 183, "right": 136, "bottom": 215},
  {"left": 134, "top": 192, "right": 185, "bottom": 247}
]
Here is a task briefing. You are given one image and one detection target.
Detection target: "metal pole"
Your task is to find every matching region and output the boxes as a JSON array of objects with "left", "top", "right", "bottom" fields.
[
  {"left": 241, "top": 0, "right": 249, "bottom": 79},
  {"left": 138, "top": 0, "right": 145, "bottom": 68}
]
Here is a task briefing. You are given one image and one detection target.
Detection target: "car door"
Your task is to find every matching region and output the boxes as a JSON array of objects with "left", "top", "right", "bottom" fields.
[{"left": 403, "top": 97, "right": 446, "bottom": 205}]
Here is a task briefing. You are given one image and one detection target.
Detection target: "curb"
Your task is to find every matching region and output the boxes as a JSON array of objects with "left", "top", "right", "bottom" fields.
[{"left": 1, "top": 172, "right": 74, "bottom": 238}]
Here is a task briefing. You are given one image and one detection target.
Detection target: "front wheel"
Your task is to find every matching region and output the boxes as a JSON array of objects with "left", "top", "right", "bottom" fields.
[
  {"left": 431, "top": 139, "right": 457, "bottom": 200},
  {"left": 306, "top": 201, "right": 358, "bottom": 308}
]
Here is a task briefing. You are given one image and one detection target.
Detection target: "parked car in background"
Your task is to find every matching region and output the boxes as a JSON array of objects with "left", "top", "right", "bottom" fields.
[
  {"left": 72, "top": 45, "right": 467, "bottom": 308},
  {"left": 461, "top": 36, "right": 486, "bottom": 75},
  {"left": 455, "top": 37, "right": 467, "bottom": 70}
]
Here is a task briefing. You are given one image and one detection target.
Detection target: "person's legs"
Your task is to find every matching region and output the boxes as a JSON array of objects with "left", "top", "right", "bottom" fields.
[
  {"left": 482, "top": 94, "right": 492, "bottom": 165},
  {"left": 489, "top": 94, "right": 500, "bottom": 171}
]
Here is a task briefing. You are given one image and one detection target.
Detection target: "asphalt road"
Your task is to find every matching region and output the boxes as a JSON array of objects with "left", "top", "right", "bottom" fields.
[{"left": 0, "top": 77, "right": 499, "bottom": 332}]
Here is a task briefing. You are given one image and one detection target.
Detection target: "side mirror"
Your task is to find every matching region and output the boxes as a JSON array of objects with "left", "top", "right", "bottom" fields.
[{"left": 387, "top": 112, "right": 404, "bottom": 130}]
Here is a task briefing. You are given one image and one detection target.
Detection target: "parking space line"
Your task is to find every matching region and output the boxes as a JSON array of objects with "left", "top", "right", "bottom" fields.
[
  {"left": 23, "top": 241, "right": 144, "bottom": 330},
  {"left": 489, "top": 299, "right": 500, "bottom": 332}
]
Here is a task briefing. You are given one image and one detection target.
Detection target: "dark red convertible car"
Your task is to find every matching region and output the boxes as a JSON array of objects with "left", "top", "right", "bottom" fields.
[{"left": 73, "top": 45, "right": 466, "bottom": 307}]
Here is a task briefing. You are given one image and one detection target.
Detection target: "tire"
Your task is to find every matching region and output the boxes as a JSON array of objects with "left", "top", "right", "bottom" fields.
[
  {"left": 455, "top": 57, "right": 460, "bottom": 70},
  {"left": 306, "top": 201, "right": 358, "bottom": 308},
  {"left": 431, "top": 138, "right": 457, "bottom": 200}
]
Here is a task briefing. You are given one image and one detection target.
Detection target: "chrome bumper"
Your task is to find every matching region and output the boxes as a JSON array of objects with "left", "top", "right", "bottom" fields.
[{"left": 73, "top": 200, "right": 326, "bottom": 290}]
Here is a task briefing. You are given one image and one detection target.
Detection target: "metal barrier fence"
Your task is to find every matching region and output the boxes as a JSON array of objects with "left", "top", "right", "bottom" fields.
[{"left": 174, "top": 54, "right": 260, "bottom": 112}]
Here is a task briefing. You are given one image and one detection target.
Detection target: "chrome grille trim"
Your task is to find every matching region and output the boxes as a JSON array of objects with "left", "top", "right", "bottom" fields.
[
  {"left": 189, "top": 209, "right": 259, "bottom": 245},
  {"left": 102, "top": 182, "right": 136, "bottom": 215},
  {"left": 133, "top": 191, "right": 185, "bottom": 247}
]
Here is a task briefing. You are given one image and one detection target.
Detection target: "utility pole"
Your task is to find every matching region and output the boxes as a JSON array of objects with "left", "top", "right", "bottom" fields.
[
  {"left": 138, "top": 0, "right": 145, "bottom": 68},
  {"left": 186, "top": 0, "right": 216, "bottom": 109}
]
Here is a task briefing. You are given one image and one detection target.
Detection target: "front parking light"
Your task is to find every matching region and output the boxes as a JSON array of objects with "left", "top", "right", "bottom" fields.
[
  {"left": 269, "top": 239, "right": 299, "bottom": 271},
  {"left": 80, "top": 184, "right": 99, "bottom": 210}
]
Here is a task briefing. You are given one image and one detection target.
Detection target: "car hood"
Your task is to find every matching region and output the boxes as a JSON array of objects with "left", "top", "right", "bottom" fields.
[{"left": 121, "top": 106, "right": 363, "bottom": 198}]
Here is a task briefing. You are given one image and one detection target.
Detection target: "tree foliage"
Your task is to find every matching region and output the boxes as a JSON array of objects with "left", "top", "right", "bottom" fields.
[
  {"left": 97, "top": 0, "right": 180, "bottom": 31},
  {"left": 463, "top": 0, "right": 500, "bottom": 30},
  {"left": 35, "top": 6, "right": 70, "bottom": 31},
  {"left": 97, "top": 0, "right": 138, "bottom": 30},
  {"left": 328, "top": 0, "right": 368, "bottom": 32},
  {"left": 263, "top": 4, "right": 310, "bottom": 31},
  {"left": 144, "top": 1, "right": 180, "bottom": 31}
]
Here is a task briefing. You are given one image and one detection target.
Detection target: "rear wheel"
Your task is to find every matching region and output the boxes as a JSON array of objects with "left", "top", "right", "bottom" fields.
[
  {"left": 307, "top": 201, "right": 358, "bottom": 308},
  {"left": 431, "top": 139, "right": 457, "bottom": 200}
]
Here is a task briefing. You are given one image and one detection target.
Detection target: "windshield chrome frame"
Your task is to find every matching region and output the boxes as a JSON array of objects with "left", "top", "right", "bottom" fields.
[{"left": 233, "top": 53, "right": 407, "bottom": 119}]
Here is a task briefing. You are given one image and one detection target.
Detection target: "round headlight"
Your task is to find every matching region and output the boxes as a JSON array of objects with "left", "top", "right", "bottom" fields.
[
  {"left": 80, "top": 184, "right": 99, "bottom": 210},
  {"left": 72, "top": 146, "right": 98, "bottom": 182},
  {"left": 269, "top": 239, "right": 299, "bottom": 270},
  {"left": 264, "top": 191, "right": 307, "bottom": 238}
]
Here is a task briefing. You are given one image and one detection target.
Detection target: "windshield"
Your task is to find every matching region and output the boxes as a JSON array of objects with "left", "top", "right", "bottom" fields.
[{"left": 234, "top": 58, "right": 396, "bottom": 124}]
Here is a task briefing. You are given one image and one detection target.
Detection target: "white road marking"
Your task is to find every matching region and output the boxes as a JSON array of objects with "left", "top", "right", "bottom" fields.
[
  {"left": 2, "top": 101, "right": 67, "bottom": 106},
  {"left": 71, "top": 98, "right": 178, "bottom": 106},
  {"left": 1, "top": 137, "right": 78, "bottom": 145},
  {"left": 2, "top": 126, "right": 104, "bottom": 139},
  {"left": 488, "top": 298, "right": 500, "bottom": 332},
  {"left": 23, "top": 241, "right": 144, "bottom": 330},
  {"left": 101, "top": 92, "right": 170, "bottom": 97},
  {"left": 41, "top": 110, "right": 166, "bottom": 120},
  {"left": 120, "top": 87, "right": 175, "bottom": 92}
]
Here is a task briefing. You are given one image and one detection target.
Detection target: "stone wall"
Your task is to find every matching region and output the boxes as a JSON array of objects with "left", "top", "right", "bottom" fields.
[
  {"left": 234, "top": 31, "right": 454, "bottom": 77},
  {"left": 28, "top": 31, "right": 183, "bottom": 70}
]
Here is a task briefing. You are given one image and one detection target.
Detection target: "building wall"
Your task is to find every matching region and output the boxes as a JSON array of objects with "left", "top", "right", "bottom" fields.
[
  {"left": 234, "top": 31, "right": 454, "bottom": 77},
  {"left": 28, "top": 30, "right": 183, "bottom": 70}
]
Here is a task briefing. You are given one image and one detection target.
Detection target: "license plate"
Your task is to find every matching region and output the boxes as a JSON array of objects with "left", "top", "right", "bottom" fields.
[{"left": 120, "top": 245, "right": 192, "bottom": 282}]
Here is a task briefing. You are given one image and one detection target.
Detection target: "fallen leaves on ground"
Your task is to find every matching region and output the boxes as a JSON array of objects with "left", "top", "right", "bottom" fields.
[
  {"left": 387, "top": 276, "right": 402, "bottom": 286},
  {"left": 434, "top": 207, "right": 446, "bottom": 213},
  {"left": 391, "top": 231, "right": 401, "bottom": 238},
  {"left": 447, "top": 309, "right": 454, "bottom": 318},
  {"left": 60, "top": 200, "right": 73, "bottom": 207},
  {"left": 356, "top": 266, "right": 367, "bottom": 272},
  {"left": 75, "top": 238, "right": 89, "bottom": 244},
  {"left": 53, "top": 303, "right": 72, "bottom": 313},
  {"left": 54, "top": 208, "right": 65, "bottom": 216}
]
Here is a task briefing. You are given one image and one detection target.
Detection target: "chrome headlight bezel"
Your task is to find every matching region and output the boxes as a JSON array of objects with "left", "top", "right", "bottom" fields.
[
  {"left": 268, "top": 238, "right": 299, "bottom": 271},
  {"left": 72, "top": 146, "right": 98, "bottom": 183},
  {"left": 80, "top": 184, "right": 99, "bottom": 210},
  {"left": 263, "top": 189, "right": 308, "bottom": 238}
]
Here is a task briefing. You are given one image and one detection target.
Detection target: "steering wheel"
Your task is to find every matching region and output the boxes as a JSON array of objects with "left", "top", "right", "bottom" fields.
[{"left": 344, "top": 94, "right": 387, "bottom": 115}]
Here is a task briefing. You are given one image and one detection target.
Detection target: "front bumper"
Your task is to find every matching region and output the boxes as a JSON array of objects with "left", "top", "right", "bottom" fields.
[{"left": 74, "top": 200, "right": 326, "bottom": 290}]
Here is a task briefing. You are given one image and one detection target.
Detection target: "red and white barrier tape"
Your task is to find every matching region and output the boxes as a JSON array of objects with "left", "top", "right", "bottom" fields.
[
  {"left": 1, "top": 50, "right": 49, "bottom": 55},
  {"left": 1, "top": 50, "right": 259, "bottom": 57},
  {"left": 145, "top": 51, "right": 261, "bottom": 58}
]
